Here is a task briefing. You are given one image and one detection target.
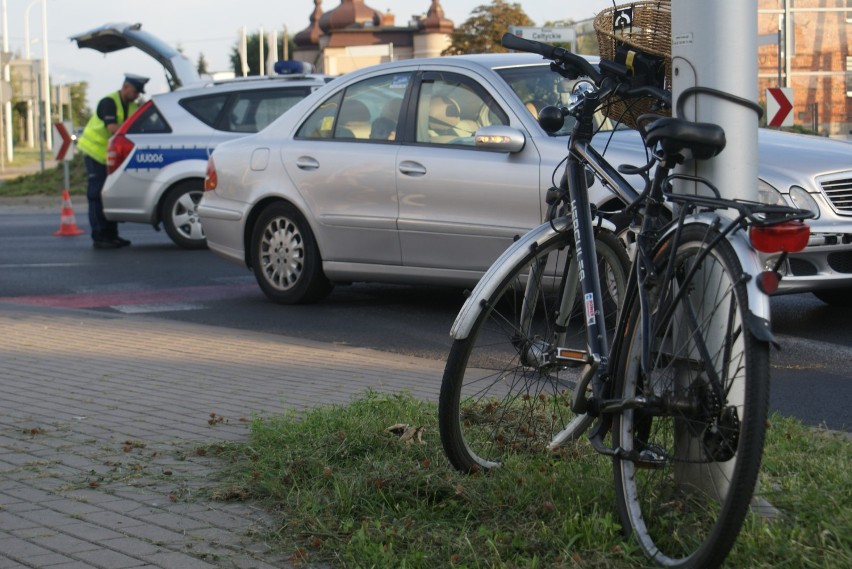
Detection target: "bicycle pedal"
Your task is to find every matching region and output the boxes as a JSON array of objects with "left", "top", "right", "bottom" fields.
[
  {"left": 634, "top": 448, "right": 667, "bottom": 470},
  {"left": 555, "top": 348, "right": 588, "bottom": 366}
]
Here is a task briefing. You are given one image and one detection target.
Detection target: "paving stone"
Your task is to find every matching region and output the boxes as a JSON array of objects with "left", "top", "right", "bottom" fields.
[
  {"left": 29, "top": 532, "right": 102, "bottom": 554},
  {"left": 0, "top": 305, "right": 444, "bottom": 568},
  {"left": 69, "top": 548, "right": 146, "bottom": 569}
]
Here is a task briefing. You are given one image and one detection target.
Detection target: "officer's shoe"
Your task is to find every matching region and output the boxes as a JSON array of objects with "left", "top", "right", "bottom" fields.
[
  {"left": 114, "top": 236, "right": 131, "bottom": 247},
  {"left": 93, "top": 239, "right": 121, "bottom": 249}
]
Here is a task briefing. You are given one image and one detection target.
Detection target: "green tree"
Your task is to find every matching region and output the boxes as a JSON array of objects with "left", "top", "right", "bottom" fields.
[
  {"left": 197, "top": 53, "right": 209, "bottom": 76},
  {"left": 68, "top": 82, "right": 90, "bottom": 127},
  {"left": 443, "top": 0, "right": 534, "bottom": 55}
]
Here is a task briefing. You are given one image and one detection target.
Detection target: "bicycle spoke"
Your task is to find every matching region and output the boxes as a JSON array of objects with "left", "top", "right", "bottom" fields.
[
  {"left": 614, "top": 226, "right": 769, "bottom": 568},
  {"left": 440, "top": 231, "right": 629, "bottom": 471}
]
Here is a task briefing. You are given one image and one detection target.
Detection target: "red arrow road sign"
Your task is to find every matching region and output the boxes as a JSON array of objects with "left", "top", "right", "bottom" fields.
[
  {"left": 767, "top": 87, "right": 793, "bottom": 128},
  {"left": 52, "top": 122, "right": 74, "bottom": 161}
]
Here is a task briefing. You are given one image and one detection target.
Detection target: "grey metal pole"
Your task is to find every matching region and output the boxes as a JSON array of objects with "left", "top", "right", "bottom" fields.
[
  {"left": 672, "top": 0, "right": 759, "bottom": 203},
  {"left": 671, "top": 0, "right": 777, "bottom": 516}
]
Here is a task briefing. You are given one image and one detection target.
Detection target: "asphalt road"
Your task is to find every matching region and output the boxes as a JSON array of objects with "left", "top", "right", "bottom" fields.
[{"left": 2, "top": 205, "right": 850, "bottom": 431}]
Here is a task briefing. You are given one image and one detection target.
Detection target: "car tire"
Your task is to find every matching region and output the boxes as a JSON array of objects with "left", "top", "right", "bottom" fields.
[
  {"left": 812, "top": 288, "right": 852, "bottom": 307},
  {"left": 250, "top": 202, "right": 333, "bottom": 304},
  {"left": 162, "top": 180, "right": 207, "bottom": 249}
]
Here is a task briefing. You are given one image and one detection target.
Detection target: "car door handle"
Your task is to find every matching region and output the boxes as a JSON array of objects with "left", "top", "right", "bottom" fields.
[
  {"left": 399, "top": 161, "right": 427, "bottom": 176},
  {"left": 296, "top": 156, "right": 320, "bottom": 170}
]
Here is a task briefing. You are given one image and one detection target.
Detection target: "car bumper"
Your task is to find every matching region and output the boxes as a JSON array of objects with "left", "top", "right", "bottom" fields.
[
  {"left": 197, "top": 196, "right": 248, "bottom": 266},
  {"left": 768, "top": 239, "right": 852, "bottom": 293}
]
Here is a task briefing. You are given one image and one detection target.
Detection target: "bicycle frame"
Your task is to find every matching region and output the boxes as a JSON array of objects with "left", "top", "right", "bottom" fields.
[{"left": 450, "top": 84, "right": 783, "bottom": 438}]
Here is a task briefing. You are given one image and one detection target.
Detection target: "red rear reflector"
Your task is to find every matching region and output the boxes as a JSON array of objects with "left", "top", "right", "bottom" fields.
[
  {"left": 204, "top": 158, "right": 218, "bottom": 191},
  {"left": 749, "top": 221, "right": 809, "bottom": 253},
  {"left": 756, "top": 271, "right": 780, "bottom": 294}
]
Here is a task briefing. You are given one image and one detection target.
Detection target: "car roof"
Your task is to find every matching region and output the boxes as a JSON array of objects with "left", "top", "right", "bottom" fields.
[
  {"left": 352, "top": 52, "right": 599, "bottom": 74},
  {"left": 167, "top": 74, "right": 333, "bottom": 95}
]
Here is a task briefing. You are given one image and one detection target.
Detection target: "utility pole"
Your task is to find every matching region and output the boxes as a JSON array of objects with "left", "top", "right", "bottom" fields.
[
  {"left": 40, "top": 0, "right": 52, "bottom": 150},
  {"left": 2, "top": 0, "right": 13, "bottom": 162}
]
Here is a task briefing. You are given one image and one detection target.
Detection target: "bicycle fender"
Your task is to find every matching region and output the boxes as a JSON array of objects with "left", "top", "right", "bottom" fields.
[
  {"left": 661, "top": 215, "right": 776, "bottom": 344},
  {"left": 450, "top": 216, "right": 616, "bottom": 340}
]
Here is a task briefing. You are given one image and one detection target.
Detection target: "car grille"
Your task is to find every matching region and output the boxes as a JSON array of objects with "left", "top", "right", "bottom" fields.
[
  {"left": 819, "top": 173, "right": 852, "bottom": 215},
  {"left": 827, "top": 251, "right": 852, "bottom": 274}
]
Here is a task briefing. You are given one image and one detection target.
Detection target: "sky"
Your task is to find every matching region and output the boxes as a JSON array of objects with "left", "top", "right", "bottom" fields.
[{"left": 2, "top": 0, "right": 615, "bottom": 112}]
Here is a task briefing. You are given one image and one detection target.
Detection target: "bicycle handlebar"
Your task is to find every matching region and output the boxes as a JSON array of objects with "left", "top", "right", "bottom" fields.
[
  {"left": 501, "top": 33, "right": 671, "bottom": 109},
  {"left": 501, "top": 32, "right": 602, "bottom": 84}
]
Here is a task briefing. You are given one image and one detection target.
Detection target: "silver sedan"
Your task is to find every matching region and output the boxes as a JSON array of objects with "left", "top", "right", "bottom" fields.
[{"left": 199, "top": 53, "right": 852, "bottom": 305}]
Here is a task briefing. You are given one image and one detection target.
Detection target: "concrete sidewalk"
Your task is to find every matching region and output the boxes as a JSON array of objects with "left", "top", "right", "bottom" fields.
[
  {"left": 0, "top": 159, "right": 58, "bottom": 182},
  {"left": 0, "top": 303, "right": 444, "bottom": 568}
]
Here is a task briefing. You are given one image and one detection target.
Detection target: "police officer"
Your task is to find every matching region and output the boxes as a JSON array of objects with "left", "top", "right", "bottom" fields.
[{"left": 77, "top": 74, "right": 149, "bottom": 249}]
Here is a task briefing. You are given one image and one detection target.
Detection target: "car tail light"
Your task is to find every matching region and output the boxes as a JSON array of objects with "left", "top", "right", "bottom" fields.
[
  {"left": 106, "top": 100, "right": 152, "bottom": 175},
  {"left": 204, "top": 158, "right": 218, "bottom": 191},
  {"left": 749, "top": 221, "right": 810, "bottom": 253},
  {"left": 106, "top": 134, "right": 135, "bottom": 175}
]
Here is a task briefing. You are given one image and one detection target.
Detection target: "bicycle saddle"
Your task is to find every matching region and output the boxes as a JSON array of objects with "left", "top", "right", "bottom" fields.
[{"left": 643, "top": 117, "right": 727, "bottom": 160}]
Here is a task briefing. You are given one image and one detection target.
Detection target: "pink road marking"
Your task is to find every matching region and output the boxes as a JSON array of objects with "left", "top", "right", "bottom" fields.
[{"left": 0, "top": 284, "right": 259, "bottom": 309}]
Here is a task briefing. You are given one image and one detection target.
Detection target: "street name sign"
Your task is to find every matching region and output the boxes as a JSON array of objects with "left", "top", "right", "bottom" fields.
[{"left": 510, "top": 26, "right": 576, "bottom": 43}]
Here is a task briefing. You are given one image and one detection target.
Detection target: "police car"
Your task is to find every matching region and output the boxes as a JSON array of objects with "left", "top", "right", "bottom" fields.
[
  {"left": 100, "top": 72, "right": 332, "bottom": 248},
  {"left": 72, "top": 22, "right": 332, "bottom": 249}
]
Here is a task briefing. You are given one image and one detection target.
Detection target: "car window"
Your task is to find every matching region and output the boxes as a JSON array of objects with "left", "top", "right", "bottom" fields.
[
  {"left": 415, "top": 74, "right": 508, "bottom": 146},
  {"left": 496, "top": 64, "right": 622, "bottom": 135},
  {"left": 180, "top": 94, "right": 229, "bottom": 128},
  {"left": 225, "top": 87, "right": 314, "bottom": 132},
  {"left": 296, "top": 73, "right": 412, "bottom": 142},
  {"left": 126, "top": 103, "right": 172, "bottom": 134}
]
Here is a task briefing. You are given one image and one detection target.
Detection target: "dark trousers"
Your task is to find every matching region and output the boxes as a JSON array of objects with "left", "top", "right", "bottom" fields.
[{"left": 85, "top": 155, "right": 118, "bottom": 242}]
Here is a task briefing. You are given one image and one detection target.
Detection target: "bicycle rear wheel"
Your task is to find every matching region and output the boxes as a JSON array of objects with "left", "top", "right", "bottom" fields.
[
  {"left": 613, "top": 224, "right": 769, "bottom": 568},
  {"left": 439, "top": 230, "right": 629, "bottom": 472}
]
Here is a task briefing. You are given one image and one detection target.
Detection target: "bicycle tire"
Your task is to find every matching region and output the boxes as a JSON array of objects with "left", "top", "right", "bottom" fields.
[
  {"left": 439, "top": 230, "right": 630, "bottom": 472},
  {"left": 612, "top": 224, "right": 770, "bottom": 568}
]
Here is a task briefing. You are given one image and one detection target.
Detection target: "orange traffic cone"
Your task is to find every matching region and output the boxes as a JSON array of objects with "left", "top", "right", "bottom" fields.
[{"left": 54, "top": 188, "right": 86, "bottom": 237}]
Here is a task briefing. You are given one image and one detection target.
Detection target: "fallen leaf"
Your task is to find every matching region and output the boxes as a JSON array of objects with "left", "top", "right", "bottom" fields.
[{"left": 385, "top": 423, "right": 409, "bottom": 435}]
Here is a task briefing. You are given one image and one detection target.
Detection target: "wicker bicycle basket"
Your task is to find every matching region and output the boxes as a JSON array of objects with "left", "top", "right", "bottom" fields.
[{"left": 594, "top": 1, "right": 672, "bottom": 129}]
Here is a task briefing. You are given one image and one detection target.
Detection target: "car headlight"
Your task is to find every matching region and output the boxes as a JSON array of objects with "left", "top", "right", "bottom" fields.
[
  {"left": 757, "top": 179, "right": 786, "bottom": 206},
  {"left": 788, "top": 185, "right": 820, "bottom": 220}
]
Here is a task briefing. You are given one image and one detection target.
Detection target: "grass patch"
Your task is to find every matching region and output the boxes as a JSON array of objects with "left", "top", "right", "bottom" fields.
[
  {"left": 0, "top": 151, "right": 86, "bottom": 197},
  {"left": 209, "top": 392, "right": 851, "bottom": 568}
]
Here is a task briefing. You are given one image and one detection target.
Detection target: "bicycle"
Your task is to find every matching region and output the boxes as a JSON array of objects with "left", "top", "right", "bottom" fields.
[{"left": 438, "top": 32, "right": 813, "bottom": 568}]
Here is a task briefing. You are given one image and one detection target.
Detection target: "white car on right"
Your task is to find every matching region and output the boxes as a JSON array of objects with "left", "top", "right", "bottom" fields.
[{"left": 752, "top": 130, "right": 852, "bottom": 306}]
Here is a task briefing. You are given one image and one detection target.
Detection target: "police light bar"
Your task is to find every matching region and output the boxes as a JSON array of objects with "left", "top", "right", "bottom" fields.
[{"left": 274, "top": 60, "right": 314, "bottom": 75}]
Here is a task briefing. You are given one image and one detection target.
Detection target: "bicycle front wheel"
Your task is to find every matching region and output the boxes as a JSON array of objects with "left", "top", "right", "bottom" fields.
[
  {"left": 439, "top": 230, "right": 629, "bottom": 472},
  {"left": 613, "top": 224, "right": 770, "bottom": 568}
]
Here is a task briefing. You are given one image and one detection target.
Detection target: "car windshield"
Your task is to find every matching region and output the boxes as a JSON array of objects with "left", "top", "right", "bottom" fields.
[{"left": 496, "top": 64, "right": 622, "bottom": 135}]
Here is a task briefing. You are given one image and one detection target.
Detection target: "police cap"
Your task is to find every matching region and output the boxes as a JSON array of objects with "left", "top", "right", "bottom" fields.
[{"left": 124, "top": 74, "right": 149, "bottom": 94}]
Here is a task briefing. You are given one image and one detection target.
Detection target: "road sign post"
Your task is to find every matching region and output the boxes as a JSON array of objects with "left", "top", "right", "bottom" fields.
[{"left": 52, "top": 122, "right": 77, "bottom": 215}]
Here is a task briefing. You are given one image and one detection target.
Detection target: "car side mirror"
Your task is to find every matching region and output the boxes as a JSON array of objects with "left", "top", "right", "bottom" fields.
[{"left": 473, "top": 126, "right": 526, "bottom": 153}]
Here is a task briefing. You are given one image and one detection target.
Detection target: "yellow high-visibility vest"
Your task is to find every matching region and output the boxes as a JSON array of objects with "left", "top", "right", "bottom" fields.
[{"left": 77, "top": 91, "right": 138, "bottom": 164}]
